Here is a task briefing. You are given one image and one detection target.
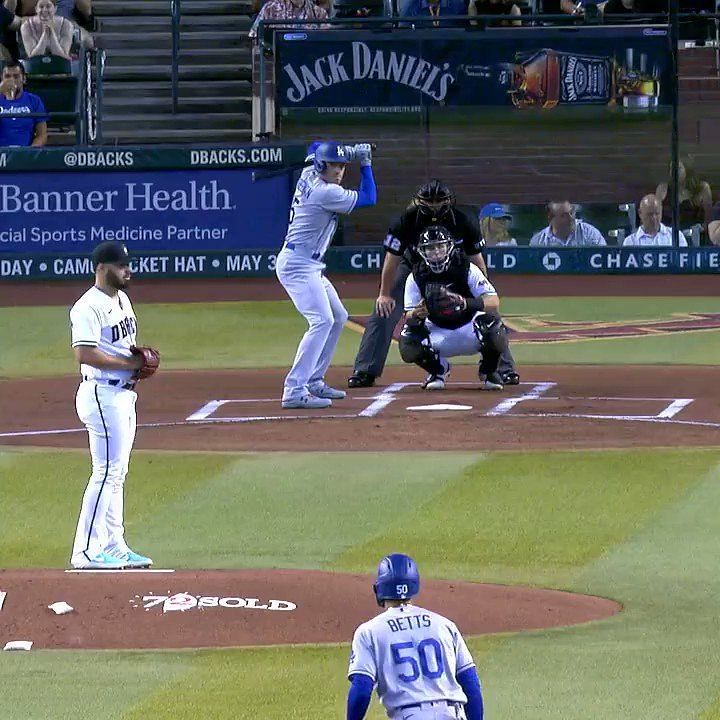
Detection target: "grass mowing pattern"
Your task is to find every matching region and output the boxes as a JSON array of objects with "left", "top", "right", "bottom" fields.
[{"left": 2, "top": 297, "right": 720, "bottom": 377}]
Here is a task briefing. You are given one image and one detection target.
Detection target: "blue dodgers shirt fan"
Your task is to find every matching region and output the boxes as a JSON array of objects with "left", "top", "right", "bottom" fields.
[{"left": 0, "top": 91, "right": 48, "bottom": 147}]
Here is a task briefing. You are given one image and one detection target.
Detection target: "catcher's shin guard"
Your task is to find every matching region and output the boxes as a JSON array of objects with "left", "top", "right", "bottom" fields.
[
  {"left": 474, "top": 313, "right": 509, "bottom": 375},
  {"left": 399, "top": 321, "right": 445, "bottom": 375}
]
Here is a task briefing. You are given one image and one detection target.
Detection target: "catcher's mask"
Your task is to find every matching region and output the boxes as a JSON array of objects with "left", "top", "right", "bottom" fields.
[
  {"left": 418, "top": 225, "right": 455, "bottom": 273},
  {"left": 413, "top": 179, "right": 455, "bottom": 221}
]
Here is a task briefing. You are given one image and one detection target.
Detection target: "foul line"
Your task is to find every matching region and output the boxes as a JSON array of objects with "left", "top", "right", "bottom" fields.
[
  {"left": 64, "top": 569, "right": 176, "bottom": 574},
  {"left": 486, "top": 382, "right": 557, "bottom": 417},
  {"left": 506, "top": 411, "right": 720, "bottom": 429},
  {"left": 359, "top": 383, "right": 410, "bottom": 418}
]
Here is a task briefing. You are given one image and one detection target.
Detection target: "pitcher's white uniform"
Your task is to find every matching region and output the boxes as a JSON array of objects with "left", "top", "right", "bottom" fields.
[
  {"left": 70, "top": 286, "right": 138, "bottom": 566},
  {"left": 276, "top": 165, "right": 355, "bottom": 403},
  {"left": 349, "top": 604, "right": 474, "bottom": 720},
  {"left": 404, "top": 265, "right": 497, "bottom": 359}
]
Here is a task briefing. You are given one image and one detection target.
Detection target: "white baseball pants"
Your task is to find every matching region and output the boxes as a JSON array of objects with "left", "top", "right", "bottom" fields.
[
  {"left": 427, "top": 317, "right": 482, "bottom": 360},
  {"left": 276, "top": 248, "right": 349, "bottom": 402},
  {"left": 389, "top": 701, "right": 466, "bottom": 720},
  {"left": 71, "top": 381, "right": 137, "bottom": 564}
]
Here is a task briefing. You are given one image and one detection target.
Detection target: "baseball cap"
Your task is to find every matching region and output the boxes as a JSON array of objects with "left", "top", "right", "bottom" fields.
[
  {"left": 479, "top": 202, "right": 512, "bottom": 220},
  {"left": 92, "top": 241, "right": 130, "bottom": 266}
]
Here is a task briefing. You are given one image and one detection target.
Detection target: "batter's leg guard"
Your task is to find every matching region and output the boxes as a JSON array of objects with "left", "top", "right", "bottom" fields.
[
  {"left": 474, "top": 313, "right": 509, "bottom": 376},
  {"left": 399, "top": 321, "right": 445, "bottom": 375}
]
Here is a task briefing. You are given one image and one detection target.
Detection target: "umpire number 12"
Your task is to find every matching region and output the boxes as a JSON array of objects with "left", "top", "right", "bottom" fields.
[{"left": 391, "top": 639, "right": 444, "bottom": 682}]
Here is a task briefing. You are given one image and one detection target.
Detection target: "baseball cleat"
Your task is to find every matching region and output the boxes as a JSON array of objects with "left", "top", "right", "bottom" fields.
[
  {"left": 423, "top": 361, "right": 450, "bottom": 391},
  {"left": 308, "top": 381, "right": 347, "bottom": 400},
  {"left": 481, "top": 372, "right": 504, "bottom": 391},
  {"left": 501, "top": 371, "right": 520, "bottom": 386},
  {"left": 122, "top": 550, "right": 153, "bottom": 568},
  {"left": 348, "top": 372, "right": 375, "bottom": 389},
  {"left": 282, "top": 394, "right": 332, "bottom": 409},
  {"left": 71, "top": 551, "right": 127, "bottom": 570}
]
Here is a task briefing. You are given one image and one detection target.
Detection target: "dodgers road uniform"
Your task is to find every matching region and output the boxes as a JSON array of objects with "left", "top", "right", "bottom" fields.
[
  {"left": 69, "top": 286, "right": 139, "bottom": 567},
  {"left": 349, "top": 604, "right": 476, "bottom": 720}
]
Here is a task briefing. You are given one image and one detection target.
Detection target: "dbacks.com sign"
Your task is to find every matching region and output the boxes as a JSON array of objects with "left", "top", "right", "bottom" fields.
[{"left": 281, "top": 40, "right": 454, "bottom": 104}]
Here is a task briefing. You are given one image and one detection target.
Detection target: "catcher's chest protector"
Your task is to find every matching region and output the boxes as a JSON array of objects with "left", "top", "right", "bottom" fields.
[{"left": 414, "top": 256, "right": 476, "bottom": 330}]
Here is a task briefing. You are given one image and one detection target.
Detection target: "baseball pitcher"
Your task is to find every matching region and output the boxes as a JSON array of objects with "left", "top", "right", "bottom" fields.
[
  {"left": 276, "top": 140, "right": 377, "bottom": 409},
  {"left": 346, "top": 554, "right": 484, "bottom": 720},
  {"left": 400, "top": 225, "right": 508, "bottom": 391},
  {"left": 69, "top": 241, "right": 158, "bottom": 570}
]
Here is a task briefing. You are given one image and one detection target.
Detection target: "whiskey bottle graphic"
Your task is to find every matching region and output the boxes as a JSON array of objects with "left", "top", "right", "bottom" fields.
[{"left": 461, "top": 47, "right": 660, "bottom": 110}]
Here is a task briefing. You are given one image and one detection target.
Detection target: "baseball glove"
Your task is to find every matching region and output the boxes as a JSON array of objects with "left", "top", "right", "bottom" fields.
[
  {"left": 130, "top": 345, "right": 161, "bottom": 380},
  {"left": 425, "top": 283, "right": 467, "bottom": 319}
]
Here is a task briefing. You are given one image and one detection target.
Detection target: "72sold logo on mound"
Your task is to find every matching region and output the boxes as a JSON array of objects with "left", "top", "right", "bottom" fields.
[{"left": 134, "top": 593, "right": 296, "bottom": 613}]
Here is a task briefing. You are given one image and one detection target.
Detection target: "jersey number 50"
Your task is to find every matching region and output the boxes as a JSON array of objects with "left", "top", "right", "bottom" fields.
[{"left": 391, "top": 639, "right": 444, "bottom": 682}]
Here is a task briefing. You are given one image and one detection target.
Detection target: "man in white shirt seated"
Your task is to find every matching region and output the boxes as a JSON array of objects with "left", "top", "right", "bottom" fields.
[
  {"left": 622, "top": 194, "right": 687, "bottom": 247},
  {"left": 529, "top": 200, "right": 606, "bottom": 247}
]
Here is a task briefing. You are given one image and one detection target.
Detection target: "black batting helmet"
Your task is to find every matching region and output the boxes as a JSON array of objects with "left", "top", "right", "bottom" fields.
[{"left": 413, "top": 179, "right": 455, "bottom": 221}]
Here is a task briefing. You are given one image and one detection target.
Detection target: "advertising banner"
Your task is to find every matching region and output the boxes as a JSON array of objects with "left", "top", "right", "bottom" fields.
[
  {"left": 0, "top": 144, "right": 304, "bottom": 172},
  {"left": 1, "top": 247, "right": 718, "bottom": 281},
  {"left": 0, "top": 169, "right": 293, "bottom": 254},
  {"left": 276, "top": 26, "right": 671, "bottom": 114}
]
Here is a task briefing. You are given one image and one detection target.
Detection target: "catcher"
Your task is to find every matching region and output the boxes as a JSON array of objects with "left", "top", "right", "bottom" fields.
[{"left": 400, "top": 225, "right": 508, "bottom": 391}]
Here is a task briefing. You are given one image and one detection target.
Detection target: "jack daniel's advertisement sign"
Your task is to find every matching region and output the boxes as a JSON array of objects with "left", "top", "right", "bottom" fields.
[{"left": 276, "top": 26, "right": 670, "bottom": 113}]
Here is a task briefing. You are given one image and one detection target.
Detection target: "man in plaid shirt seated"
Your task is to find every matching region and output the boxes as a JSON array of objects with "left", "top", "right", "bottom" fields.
[
  {"left": 530, "top": 200, "right": 606, "bottom": 247},
  {"left": 249, "top": 0, "right": 329, "bottom": 38}
]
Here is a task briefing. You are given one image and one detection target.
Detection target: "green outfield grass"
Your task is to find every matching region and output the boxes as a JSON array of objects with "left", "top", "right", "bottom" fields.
[
  {"left": 1, "top": 447, "right": 720, "bottom": 719},
  {"left": 1, "top": 296, "right": 719, "bottom": 377}
]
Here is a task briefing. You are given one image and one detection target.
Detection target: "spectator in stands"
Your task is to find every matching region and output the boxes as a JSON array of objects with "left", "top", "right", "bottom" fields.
[
  {"left": 0, "top": 61, "right": 47, "bottom": 146},
  {"left": 20, "top": 0, "right": 92, "bottom": 23},
  {"left": 707, "top": 203, "right": 720, "bottom": 245},
  {"left": 479, "top": 203, "right": 517, "bottom": 246},
  {"left": 468, "top": 0, "right": 520, "bottom": 25},
  {"left": 655, "top": 157, "right": 712, "bottom": 236},
  {"left": 600, "top": 0, "right": 666, "bottom": 15},
  {"left": 398, "top": 0, "right": 467, "bottom": 23},
  {"left": 622, "top": 194, "right": 686, "bottom": 246},
  {"left": 530, "top": 200, "right": 606, "bottom": 246},
  {"left": 249, "top": 0, "right": 329, "bottom": 38},
  {"left": 21, "top": 0, "right": 93, "bottom": 60},
  {"left": 1, "top": 1, "right": 24, "bottom": 61}
]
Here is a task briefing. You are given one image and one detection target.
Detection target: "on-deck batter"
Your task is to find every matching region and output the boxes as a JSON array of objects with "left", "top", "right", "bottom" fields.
[
  {"left": 346, "top": 554, "right": 484, "bottom": 720},
  {"left": 69, "top": 241, "right": 153, "bottom": 570},
  {"left": 276, "top": 141, "right": 377, "bottom": 409}
]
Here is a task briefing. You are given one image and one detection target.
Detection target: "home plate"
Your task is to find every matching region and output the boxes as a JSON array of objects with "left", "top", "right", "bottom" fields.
[{"left": 406, "top": 404, "right": 473, "bottom": 411}]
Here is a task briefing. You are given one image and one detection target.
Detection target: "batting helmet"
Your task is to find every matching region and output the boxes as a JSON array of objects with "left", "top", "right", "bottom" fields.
[
  {"left": 313, "top": 142, "right": 352, "bottom": 174},
  {"left": 413, "top": 179, "right": 455, "bottom": 221},
  {"left": 373, "top": 553, "right": 420, "bottom": 605}
]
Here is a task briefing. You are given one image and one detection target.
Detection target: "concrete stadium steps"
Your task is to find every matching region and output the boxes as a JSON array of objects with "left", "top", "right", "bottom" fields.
[{"left": 93, "top": 0, "right": 253, "bottom": 143}]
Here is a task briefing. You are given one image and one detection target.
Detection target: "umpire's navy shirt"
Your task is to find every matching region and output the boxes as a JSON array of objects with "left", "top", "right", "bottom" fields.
[{"left": 0, "top": 91, "right": 48, "bottom": 147}]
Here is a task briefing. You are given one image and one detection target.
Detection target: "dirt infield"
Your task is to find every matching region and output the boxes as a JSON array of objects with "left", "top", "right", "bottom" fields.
[
  {"left": 0, "top": 568, "right": 620, "bottom": 650},
  {"left": 1, "top": 274, "right": 718, "bottom": 307},
  {"left": 0, "top": 364, "right": 718, "bottom": 452}
]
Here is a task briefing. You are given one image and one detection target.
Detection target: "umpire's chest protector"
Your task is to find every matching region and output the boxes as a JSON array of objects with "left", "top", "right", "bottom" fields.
[{"left": 414, "top": 255, "right": 476, "bottom": 330}]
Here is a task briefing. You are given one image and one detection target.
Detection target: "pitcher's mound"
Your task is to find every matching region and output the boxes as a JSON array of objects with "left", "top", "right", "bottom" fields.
[{"left": 0, "top": 568, "right": 620, "bottom": 650}]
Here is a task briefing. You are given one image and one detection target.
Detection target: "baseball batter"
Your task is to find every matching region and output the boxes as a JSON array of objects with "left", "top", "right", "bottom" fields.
[
  {"left": 346, "top": 554, "right": 484, "bottom": 720},
  {"left": 69, "top": 241, "right": 157, "bottom": 570},
  {"left": 276, "top": 141, "right": 377, "bottom": 409},
  {"left": 400, "top": 226, "right": 508, "bottom": 391}
]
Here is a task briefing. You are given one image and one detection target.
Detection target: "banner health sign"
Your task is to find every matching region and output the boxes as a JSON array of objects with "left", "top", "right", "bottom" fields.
[
  {"left": 276, "top": 26, "right": 671, "bottom": 114},
  {"left": 0, "top": 145, "right": 306, "bottom": 268}
]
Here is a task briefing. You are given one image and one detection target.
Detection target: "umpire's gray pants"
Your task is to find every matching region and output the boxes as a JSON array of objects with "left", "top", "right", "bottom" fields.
[
  {"left": 352, "top": 259, "right": 517, "bottom": 379},
  {"left": 353, "top": 259, "right": 411, "bottom": 377}
]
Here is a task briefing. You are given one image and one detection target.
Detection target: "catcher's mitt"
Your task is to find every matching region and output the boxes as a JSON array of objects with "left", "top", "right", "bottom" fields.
[
  {"left": 130, "top": 345, "right": 161, "bottom": 380},
  {"left": 425, "top": 283, "right": 467, "bottom": 319}
]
